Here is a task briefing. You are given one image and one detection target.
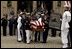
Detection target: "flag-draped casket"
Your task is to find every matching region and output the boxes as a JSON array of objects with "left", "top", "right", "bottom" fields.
[{"left": 30, "top": 18, "right": 45, "bottom": 31}]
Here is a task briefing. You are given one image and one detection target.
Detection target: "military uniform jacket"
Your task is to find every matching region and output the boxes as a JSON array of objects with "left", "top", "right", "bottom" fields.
[
  {"left": 24, "top": 17, "right": 31, "bottom": 30},
  {"left": 21, "top": 16, "right": 26, "bottom": 29},
  {"left": 13, "top": 17, "right": 18, "bottom": 28},
  {"left": 8, "top": 18, "right": 14, "bottom": 26},
  {"left": 1, "top": 18, "right": 8, "bottom": 27},
  {"left": 42, "top": 15, "right": 49, "bottom": 29}
]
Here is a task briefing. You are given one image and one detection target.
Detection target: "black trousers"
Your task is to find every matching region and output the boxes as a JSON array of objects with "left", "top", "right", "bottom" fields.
[
  {"left": 43, "top": 28, "right": 49, "bottom": 42},
  {"left": 35, "top": 31, "right": 40, "bottom": 42},
  {"left": 68, "top": 28, "right": 71, "bottom": 47},
  {"left": 51, "top": 29, "right": 56, "bottom": 37},
  {"left": 70, "top": 29, "right": 71, "bottom": 47},
  {"left": 9, "top": 25, "right": 13, "bottom": 36},
  {"left": 2, "top": 26, "right": 7, "bottom": 36},
  {"left": 59, "top": 32, "right": 61, "bottom": 37},
  {"left": 13, "top": 25, "right": 17, "bottom": 35},
  {"left": 22, "top": 27, "right": 26, "bottom": 43}
]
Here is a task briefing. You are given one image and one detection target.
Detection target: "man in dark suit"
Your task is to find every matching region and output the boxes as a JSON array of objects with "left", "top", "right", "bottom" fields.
[
  {"left": 1, "top": 14, "right": 8, "bottom": 36},
  {"left": 13, "top": 16, "right": 18, "bottom": 35},
  {"left": 8, "top": 16, "right": 14, "bottom": 36},
  {"left": 21, "top": 13, "right": 26, "bottom": 43}
]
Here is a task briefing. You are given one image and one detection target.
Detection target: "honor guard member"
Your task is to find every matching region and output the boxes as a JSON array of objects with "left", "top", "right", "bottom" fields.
[
  {"left": 21, "top": 12, "right": 26, "bottom": 43},
  {"left": 42, "top": 13, "right": 49, "bottom": 43},
  {"left": 1, "top": 14, "right": 8, "bottom": 36},
  {"left": 30, "top": 13, "right": 36, "bottom": 41},
  {"left": 61, "top": 1, "right": 71, "bottom": 48},
  {"left": 25, "top": 13, "right": 31, "bottom": 44},
  {"left": 34, "top": 12, "right": 41, "bottom": 42},
  {"left": 13, "top": 16, "right": 18, "bottom": 35},
  {"left": 17, "top": 12, "right": 23, "bottom": 42},
  {"left": 9, "top": 8, "right": 15, "bottom": 36}
]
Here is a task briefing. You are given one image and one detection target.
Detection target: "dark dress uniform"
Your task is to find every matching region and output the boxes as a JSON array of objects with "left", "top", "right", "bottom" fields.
[
  {"left": 25, "top": 16, "right": 31, "bottom": 43},
  {"left": 9, "top": 17, "right": 14, "bottom": 36},
  {"left": 25, "top": 17, "right": 31, "bottom": 30},
  {"left": 35, "top": 31, "right": 40, "bottom": 42},
  {"left": 21, "top": 16, "right": 26, "bottom": 43},
  {"left": 42, "top": 15, "right": 49, "bottom": 43},
  {"left": 1, "top": 17, "right": 8, "bottom": 36},
  {"left": 68, "top": 20, "right": 71, "bottom": 47},
  {"left": 69, "top": 11, "right": 71, "bottom": 46},
  {"left": 34, "top": 13, "right": 41, "bottom": 42}
]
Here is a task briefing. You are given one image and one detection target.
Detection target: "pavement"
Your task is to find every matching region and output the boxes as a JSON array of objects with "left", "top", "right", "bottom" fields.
[{"left": 1, "top": 26, "right": 62, "bottom": 48}]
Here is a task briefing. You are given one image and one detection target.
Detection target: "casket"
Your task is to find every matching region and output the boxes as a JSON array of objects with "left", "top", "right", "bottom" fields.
[{"left": 30, "top": 18, "right": 44, "bottom": 31}]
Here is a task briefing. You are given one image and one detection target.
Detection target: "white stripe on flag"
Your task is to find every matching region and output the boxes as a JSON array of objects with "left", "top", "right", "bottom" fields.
[
  {"left": 32, "top": 25, "right": 37, "bottom": 29},
  {"left": 36, "top": 21, "right": 39, "bottom": 26},
  {"left": 30, "top": 21, "right": 36, "bottom": 25},
  {"left": 38, "top": 18, "right": 42, "bottom": 26}
]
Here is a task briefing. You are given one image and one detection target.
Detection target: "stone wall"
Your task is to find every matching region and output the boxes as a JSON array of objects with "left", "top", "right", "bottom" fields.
[{"left": 1, "top": 1, "right": 65, "bottom": 18}]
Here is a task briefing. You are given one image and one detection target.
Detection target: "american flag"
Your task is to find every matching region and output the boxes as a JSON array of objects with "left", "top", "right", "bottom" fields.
[{"left": 30, "top": 18, "right": 44, "bottom": 30}]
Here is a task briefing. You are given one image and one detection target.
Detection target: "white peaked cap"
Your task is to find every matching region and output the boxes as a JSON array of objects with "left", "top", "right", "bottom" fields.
[
  {"left": 26, "top": 13, "right": 30, "bottom": 15},
  {"left": 41, "top": 14, "right": 44, "bottom": 16},
  {"left": 20, "top": 12, "right": 23, "bottom": 14},
  {"left": 64, "top": 1, "right": 71, "bottom": 8},
  {"left": 38, "top": 18, "right": 42, "bottom": 22}
]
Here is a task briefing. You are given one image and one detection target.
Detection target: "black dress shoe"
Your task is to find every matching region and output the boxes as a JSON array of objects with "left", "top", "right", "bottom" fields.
[
  {"left": 35, "top": 41, "right": 37, "bottom": 42},
  {"left": 10, "top": 35, "right": 13, "bottom": 36},
  {"left": 34, "top": 40, "right": 37, "bottom": 42},
  {"left": 13, "top": 34, "right": 16, "bottom": 35},
  {"left": 17, "top": 40, "right": 21, "bottom": 42},
  {"left": 3, "top": 35, "right": 7, "bottom": 36},
  {"left": 59, "top": 34, "right": 61, "bottom": 37}
]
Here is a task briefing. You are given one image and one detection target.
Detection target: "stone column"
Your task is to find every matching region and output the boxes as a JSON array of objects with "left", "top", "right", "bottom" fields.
[
  {"left": 1, "top": 1, "right": 7, "bottom": 18},
  {"left": 53, "top": 1, "right": 65, "bottom": 15},
  {"left": 12, "top": 1, "right": 17, "bottom": 16},
  {"left": 33, "top": 1, "right": 37, "bottom": 11}
]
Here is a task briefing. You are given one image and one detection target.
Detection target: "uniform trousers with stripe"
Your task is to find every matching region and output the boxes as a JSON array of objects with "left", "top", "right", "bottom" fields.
[
  {"left": 25, "top": 30, "right": 31, "bottom": 43},
  {"left": 17, "top": 23, "right": 22, "bottom": 41}
]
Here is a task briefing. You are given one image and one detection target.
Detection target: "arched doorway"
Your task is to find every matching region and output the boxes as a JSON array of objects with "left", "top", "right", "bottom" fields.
[
  {"left": 17, "top": 1, "right": 32, "bottom": 12},
  {"left": 44, "top": 1, "right": 53, "bottom": 16}
]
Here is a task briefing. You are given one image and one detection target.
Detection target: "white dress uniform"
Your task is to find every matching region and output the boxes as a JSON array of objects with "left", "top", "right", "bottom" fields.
[
  {"left": 17, "top": 15, "right": 22, "bottom": 41},
  {"left": 25, "top": 30, "right": 31, "bottom": 43},
  {"left": 25, "top": 13, "right": 31, "bottom": 43},
  {"left": 61, "top": 10, "right": 71, "bottom": 48}
]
